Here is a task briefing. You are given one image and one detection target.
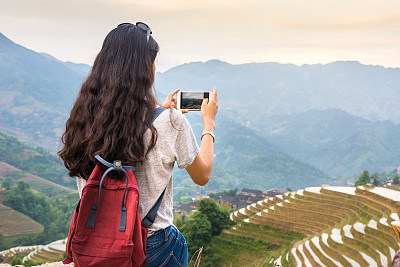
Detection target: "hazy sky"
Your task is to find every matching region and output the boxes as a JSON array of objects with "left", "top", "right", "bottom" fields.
[{"left": 1, "top": 0, "right": 399, "bottom": 72}]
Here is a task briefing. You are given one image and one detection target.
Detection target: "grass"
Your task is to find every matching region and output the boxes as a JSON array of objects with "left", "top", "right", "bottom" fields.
[
  {"left": 213, "top": 203, "right": 305, "bottom": 266},
  {"left": 240, "top": 222, "right": 305, "bottom": 240},
  {"left": 210, "top": 234, "right": 275, "bottom": 266}
]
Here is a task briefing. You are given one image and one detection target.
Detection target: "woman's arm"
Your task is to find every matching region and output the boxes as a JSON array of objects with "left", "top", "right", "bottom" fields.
[{"left": 186, "top": 87, "right": 218, "bottom": 186}]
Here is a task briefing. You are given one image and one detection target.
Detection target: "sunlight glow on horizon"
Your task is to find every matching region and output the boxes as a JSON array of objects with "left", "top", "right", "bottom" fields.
[{"left": 1, "top": 0, "right": 399, "bottom": 72}]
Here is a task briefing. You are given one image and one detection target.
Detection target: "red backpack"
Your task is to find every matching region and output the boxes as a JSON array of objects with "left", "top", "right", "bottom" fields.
[{"left": 63, "top": 107, "right": 166, "bottom": 267}]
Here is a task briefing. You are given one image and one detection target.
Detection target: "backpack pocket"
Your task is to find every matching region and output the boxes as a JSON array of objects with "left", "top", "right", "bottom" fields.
[{"left": 72, "top": 233, "right": 134, "bottom": 267}]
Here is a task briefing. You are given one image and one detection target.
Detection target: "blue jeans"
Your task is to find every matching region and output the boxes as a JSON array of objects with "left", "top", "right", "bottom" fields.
[{"left": 143, "top": 225, "right": 188, "bottom": 267}]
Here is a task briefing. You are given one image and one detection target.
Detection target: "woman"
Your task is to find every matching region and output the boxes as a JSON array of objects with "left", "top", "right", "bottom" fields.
[{"left": 58, "top": 22, "right": 218, "bottom": 266}]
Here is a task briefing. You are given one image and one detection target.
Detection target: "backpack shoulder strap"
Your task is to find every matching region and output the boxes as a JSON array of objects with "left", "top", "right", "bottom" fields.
[
  {"left": 145, "top": 106, "right": 166, "bottom": 131},
  {"left": 142, "top": 188, "right": 166, "bottom": 227},
  {"left": 153, "top": 106, "right": 166, "bottom": 121}
]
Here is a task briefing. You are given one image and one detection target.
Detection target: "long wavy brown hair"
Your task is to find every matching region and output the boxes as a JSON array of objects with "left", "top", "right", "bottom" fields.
[{"left": 58, "top": 23, "right": 160, "bottom": 179}]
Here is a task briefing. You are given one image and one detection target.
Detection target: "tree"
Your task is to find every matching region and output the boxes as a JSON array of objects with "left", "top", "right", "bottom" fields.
[
  {"left": 286, "top": 187, "right": 292, "bottom": 192},
  {"left": 181, "top": 212, "right": 212, "bottom": 254},
  {"left": 1, "top": 180, "right": 10, "bottom": 190},
  {"left": 223, "top": 188, "right": 238, "bottom": 197},
  {"left": 393, "top": 175, "right": 400, "bottom": 185},
  {"left": 173, "top": 214, "right": 185, "bottom": 230},
  {"left": 178, "top": 198, "right": 234, "bottom": 258},
  {"left": 371, "top": 173, "right": 380, "bottom": 186},
  {"left": 9, "top": 257, "right": 23, "bottom": 265},
  {"left": 17, "top": 181, "right": 29, "bottom": 191},
  {"left": 197, "top": 198, "right": 232, "bottom": 236},
  {"left": 355, "top": 170, "right": 370, "bottom": 186}
]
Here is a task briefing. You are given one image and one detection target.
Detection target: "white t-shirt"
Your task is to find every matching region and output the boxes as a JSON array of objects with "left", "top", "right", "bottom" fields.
[{"left": 76, "top": 108, "right": 200, "bottom": 234}]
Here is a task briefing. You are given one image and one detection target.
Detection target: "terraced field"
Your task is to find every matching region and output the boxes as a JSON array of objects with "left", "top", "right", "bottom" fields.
[
  {"left": 0, "top": 162, "right": 74, "bottom": 197},
  {"left": 0, "top": 204, "right": 43, "bottom": 237},
  {"left": 0, "top": 239, "right": 66, "bottom": 265},
  {"left": 228, "top": 186, "right": 400, "bottom": 266}
]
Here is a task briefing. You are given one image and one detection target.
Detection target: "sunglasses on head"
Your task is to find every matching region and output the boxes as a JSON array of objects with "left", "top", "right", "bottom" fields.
[{"left": 118, "top": 22, "right": 152, "bottom": 42}]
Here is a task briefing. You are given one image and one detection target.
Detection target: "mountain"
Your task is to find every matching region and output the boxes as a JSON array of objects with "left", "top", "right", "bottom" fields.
[
  {"left": 260, "top": 109, "right": 400, "bottom": 177},
  {"left": 155, "top": 59, "right": 400, "bottom": 123},
  {"left": 0, "top": 33, "right": 90, "bottom": 150},
  {"left": 40, "top": 52, "right": 91, "bottom": 76}
]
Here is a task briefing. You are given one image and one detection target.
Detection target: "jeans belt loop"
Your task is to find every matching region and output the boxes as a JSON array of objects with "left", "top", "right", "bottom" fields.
[{"left": 164, "top": 227, "right": 168, "bottom": 242}]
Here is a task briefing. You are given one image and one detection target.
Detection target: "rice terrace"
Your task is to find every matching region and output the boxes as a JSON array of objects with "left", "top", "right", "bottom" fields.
[{"left": 224, "top": 186, "right": 400, "bottom": 266}]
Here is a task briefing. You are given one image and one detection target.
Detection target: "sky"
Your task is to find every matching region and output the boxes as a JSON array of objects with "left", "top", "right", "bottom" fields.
[{"left": 0, "top": 0, "right": 399, "bottom": 72}]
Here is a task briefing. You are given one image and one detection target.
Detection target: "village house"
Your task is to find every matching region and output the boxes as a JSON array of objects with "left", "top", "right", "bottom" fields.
[
  {"left": 173, "top": 201, "right": 198, "bottom": 217},
  {"left": 174, "top": 187, "right": 288, "bottom": 215},
  {"left": 211, "top": 188, "right": 268, "bottom": 210},
  {"left": 264, "top": 188, "right": 288, "bottom": 197}
]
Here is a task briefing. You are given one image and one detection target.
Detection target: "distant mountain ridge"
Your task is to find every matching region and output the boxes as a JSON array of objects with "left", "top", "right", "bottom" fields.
[
  {"left": 155, "top": 59, "right": 400, "bottom": 123},
  {"left": 260, "top": 108, "right": 400, "bottom": 177},
  {"left": 0, "top": 33, "right": 90, "bottom": 148}
]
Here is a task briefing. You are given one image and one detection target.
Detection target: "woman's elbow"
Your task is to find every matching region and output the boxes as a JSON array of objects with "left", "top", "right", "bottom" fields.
[{"left": 195, "top": 174, "right": 210, "bottom": 186}]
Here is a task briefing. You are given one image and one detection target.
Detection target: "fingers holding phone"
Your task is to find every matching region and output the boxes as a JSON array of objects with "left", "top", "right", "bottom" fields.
[
  {"left": 201, "top": 87, "right": 218, "bottom": 131},
  {"left": 162, "top": 89, "right": 188, "bottom": 114}
]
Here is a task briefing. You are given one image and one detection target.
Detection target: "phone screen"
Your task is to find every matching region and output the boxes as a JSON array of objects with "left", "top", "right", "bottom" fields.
[{"left": 181, "top": 92, "right": 209, "bottom": 110}]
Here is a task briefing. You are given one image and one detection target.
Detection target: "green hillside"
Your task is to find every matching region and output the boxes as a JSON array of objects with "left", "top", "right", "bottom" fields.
[
  {"left": 0, "top": 181, "right": 79, "bottom": 250},
  {"left": 0, "top": 162, "right": 74, "bottom": 197},
  {"left": 0, "top": 132, "right": 75, "bottom": 191}
]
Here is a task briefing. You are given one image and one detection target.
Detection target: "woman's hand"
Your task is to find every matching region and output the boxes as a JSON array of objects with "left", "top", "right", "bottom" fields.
[
  {"left": 201, "top": 87, "right": 218, "bottom": 132},
  {"left": 162, "top": 89, "right": 188, "bottom": 114}
]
